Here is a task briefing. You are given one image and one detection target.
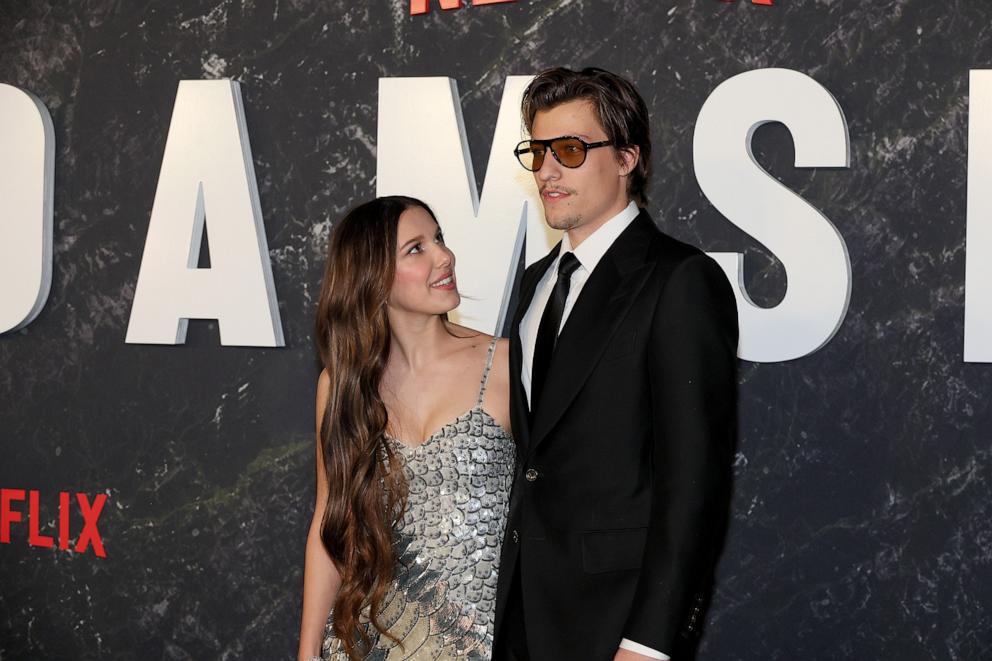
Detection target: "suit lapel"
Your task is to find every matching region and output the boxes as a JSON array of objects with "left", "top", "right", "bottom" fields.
[
  {"left": 509, "top": 243, "right": 560, "bottom": 455},
  {"left": 526, "top": 212, "right": 659, "bottom": 459}
]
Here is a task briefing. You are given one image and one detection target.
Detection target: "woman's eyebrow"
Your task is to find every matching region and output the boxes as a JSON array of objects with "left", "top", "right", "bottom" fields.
[{"left": 399, "top": 235, "right": 424, "bottom": 250}]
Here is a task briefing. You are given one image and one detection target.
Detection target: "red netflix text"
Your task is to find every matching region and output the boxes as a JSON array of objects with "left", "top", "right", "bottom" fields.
[
  {"left": 410, "top": 0, "right": 515, "bottom": 16},
  {"left": 410, "top": 0, "right": 772, "bottom": 14},
  {"left": 1, "top": 489, "right": 108, "bottom": 558}
]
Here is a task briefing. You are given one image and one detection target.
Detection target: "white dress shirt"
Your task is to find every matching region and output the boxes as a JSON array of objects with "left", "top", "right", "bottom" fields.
[
  {"left": 520, "top": 201, "right": 638, "bottom": 406},
  {"left": 518, "top": 201, "right": 670, "bottom": 660}
]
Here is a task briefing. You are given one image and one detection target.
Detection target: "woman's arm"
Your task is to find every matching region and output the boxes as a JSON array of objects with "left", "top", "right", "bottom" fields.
[{"left": 298, "top": 369, "right": 341, "bottom": 661}]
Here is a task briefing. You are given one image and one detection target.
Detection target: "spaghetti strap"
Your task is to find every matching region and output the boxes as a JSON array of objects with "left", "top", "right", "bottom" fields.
[{"left": 476, "top": 337, "right": 499, "bottom": 407}]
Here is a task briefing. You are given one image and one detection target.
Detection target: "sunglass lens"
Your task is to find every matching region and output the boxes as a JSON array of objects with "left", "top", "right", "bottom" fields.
[
  {"left": 516, "top": 142, "right": 545, "bottom": 171},
  {"left": 552, "top": 138, "right": 587, "bottom": 167}
]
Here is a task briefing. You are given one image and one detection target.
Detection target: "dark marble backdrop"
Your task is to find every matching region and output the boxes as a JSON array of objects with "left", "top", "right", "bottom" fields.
[{"left": 2, "top": 0, "right": 990, "bottom": 659}]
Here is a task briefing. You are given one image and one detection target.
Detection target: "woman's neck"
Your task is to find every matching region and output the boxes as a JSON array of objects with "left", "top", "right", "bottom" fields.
[{"left": 386, "top": 311, "right": 450, "bottom": 370}]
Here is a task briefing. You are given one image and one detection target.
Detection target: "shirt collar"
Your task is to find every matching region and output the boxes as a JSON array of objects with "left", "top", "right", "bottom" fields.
[{"left": 560, "top": 201, "right": 640, "bottom": 273}]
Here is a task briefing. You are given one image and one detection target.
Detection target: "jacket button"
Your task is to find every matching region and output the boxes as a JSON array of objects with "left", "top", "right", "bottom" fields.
[
  {"left": 524, "top": 468, "right": 539, "bottom": 481},
  {"left": 512, "top": 529, "right": 519, "bottom": 543}
]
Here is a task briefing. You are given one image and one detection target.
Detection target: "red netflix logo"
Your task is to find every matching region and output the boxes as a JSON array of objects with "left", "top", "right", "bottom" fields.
[
  {"left": 1, "top": 488, "right": 108, "bottom": 558},
  {"left": 410, "top": 0, "right": 771, "bottom": 14},
  {"left": 411, "top": 0, "right": 515, "bottom": 15}
]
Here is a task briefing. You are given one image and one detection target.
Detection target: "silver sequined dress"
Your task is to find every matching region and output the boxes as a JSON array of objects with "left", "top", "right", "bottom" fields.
[{"left": 322, "top": 338, "right": 515, "bottom": 660}]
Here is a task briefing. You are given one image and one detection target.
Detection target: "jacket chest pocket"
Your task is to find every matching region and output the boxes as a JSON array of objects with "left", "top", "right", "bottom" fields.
[{"left": 581, "top": 527, "right": 648, "bottom": 574}]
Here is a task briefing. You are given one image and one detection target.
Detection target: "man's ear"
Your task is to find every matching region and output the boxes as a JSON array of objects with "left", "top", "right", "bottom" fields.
[{"left": 618, "top": 145, "right": 640, "bottom": 177}]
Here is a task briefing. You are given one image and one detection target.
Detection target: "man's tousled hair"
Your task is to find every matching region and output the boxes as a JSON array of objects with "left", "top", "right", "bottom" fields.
[{"left": 521, "top": 66, "right": 652, "bottom": 207}]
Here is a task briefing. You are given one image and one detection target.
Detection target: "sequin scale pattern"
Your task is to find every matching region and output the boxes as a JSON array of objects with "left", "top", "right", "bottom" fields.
[{"left": 322, "top": 338, "right": 515, "bottom": 660}]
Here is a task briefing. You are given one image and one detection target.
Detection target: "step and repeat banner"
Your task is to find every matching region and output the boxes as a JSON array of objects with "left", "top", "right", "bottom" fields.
[{"left": 2, "top": 0, "right": 991, "bottom": 658}]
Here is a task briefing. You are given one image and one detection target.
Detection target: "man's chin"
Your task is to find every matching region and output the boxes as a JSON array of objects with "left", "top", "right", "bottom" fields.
[{"left": 543, "top": 212, "right": 581, "bottom": 232}]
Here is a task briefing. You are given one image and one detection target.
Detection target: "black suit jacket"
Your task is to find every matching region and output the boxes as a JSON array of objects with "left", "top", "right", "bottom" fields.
[{"left": 494, "top": 211, "right": 738, "bottom": 660}]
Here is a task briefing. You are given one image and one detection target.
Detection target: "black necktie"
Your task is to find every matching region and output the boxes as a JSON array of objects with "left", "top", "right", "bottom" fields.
[{"left": 531, "top": 251, "right": 581, "bottom": 412}]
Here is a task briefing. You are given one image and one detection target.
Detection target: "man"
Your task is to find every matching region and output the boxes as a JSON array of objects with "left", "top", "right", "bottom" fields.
[{"left": 493, "top": 67, "right": 738, "bottom": 661}]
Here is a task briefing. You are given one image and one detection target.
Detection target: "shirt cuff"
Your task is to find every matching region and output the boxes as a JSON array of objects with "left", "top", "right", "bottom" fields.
[{"left": 619, "top": 639, "right": 670, "bottom": 660}]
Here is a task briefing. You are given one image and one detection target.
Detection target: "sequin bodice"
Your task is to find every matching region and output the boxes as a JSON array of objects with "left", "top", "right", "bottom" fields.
[{"left": 322, "top": 339, "right": 515, "bottom": 660}]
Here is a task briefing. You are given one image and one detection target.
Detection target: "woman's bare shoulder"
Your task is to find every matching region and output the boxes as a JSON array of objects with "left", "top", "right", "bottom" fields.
[
  {"left": 442, "top": 322, "right": 494, "bottom": 355},
  {"left": 492, "top": 337, "right": 510, "bottom": 362},
  {"left": 444, "top": 321, "right": 489, "bottom": 340}
]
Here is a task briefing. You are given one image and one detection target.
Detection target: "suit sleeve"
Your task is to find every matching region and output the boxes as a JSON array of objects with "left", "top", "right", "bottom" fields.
[{"left": 622, "top": 252, "right": 739, "bottom": 653}]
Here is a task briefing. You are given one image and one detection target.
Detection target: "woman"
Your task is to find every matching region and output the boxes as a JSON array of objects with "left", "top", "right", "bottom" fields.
[{"left": 298, "top": 196, "right": 515, "bottom": 661}]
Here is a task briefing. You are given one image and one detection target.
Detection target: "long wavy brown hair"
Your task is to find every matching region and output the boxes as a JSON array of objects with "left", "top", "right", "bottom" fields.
[{"left": 313, "top": 195, "right": 438, "bottom": 658}]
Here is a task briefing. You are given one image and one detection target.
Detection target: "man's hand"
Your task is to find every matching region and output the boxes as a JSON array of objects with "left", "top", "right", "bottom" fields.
[{"left": 613, "top": 648, "right": 659, "bottom": 661}]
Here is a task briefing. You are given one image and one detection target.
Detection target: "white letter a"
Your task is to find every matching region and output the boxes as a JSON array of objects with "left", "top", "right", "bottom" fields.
[{"left": 126, "top": 80, "right": 283, "bottom": 346}]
